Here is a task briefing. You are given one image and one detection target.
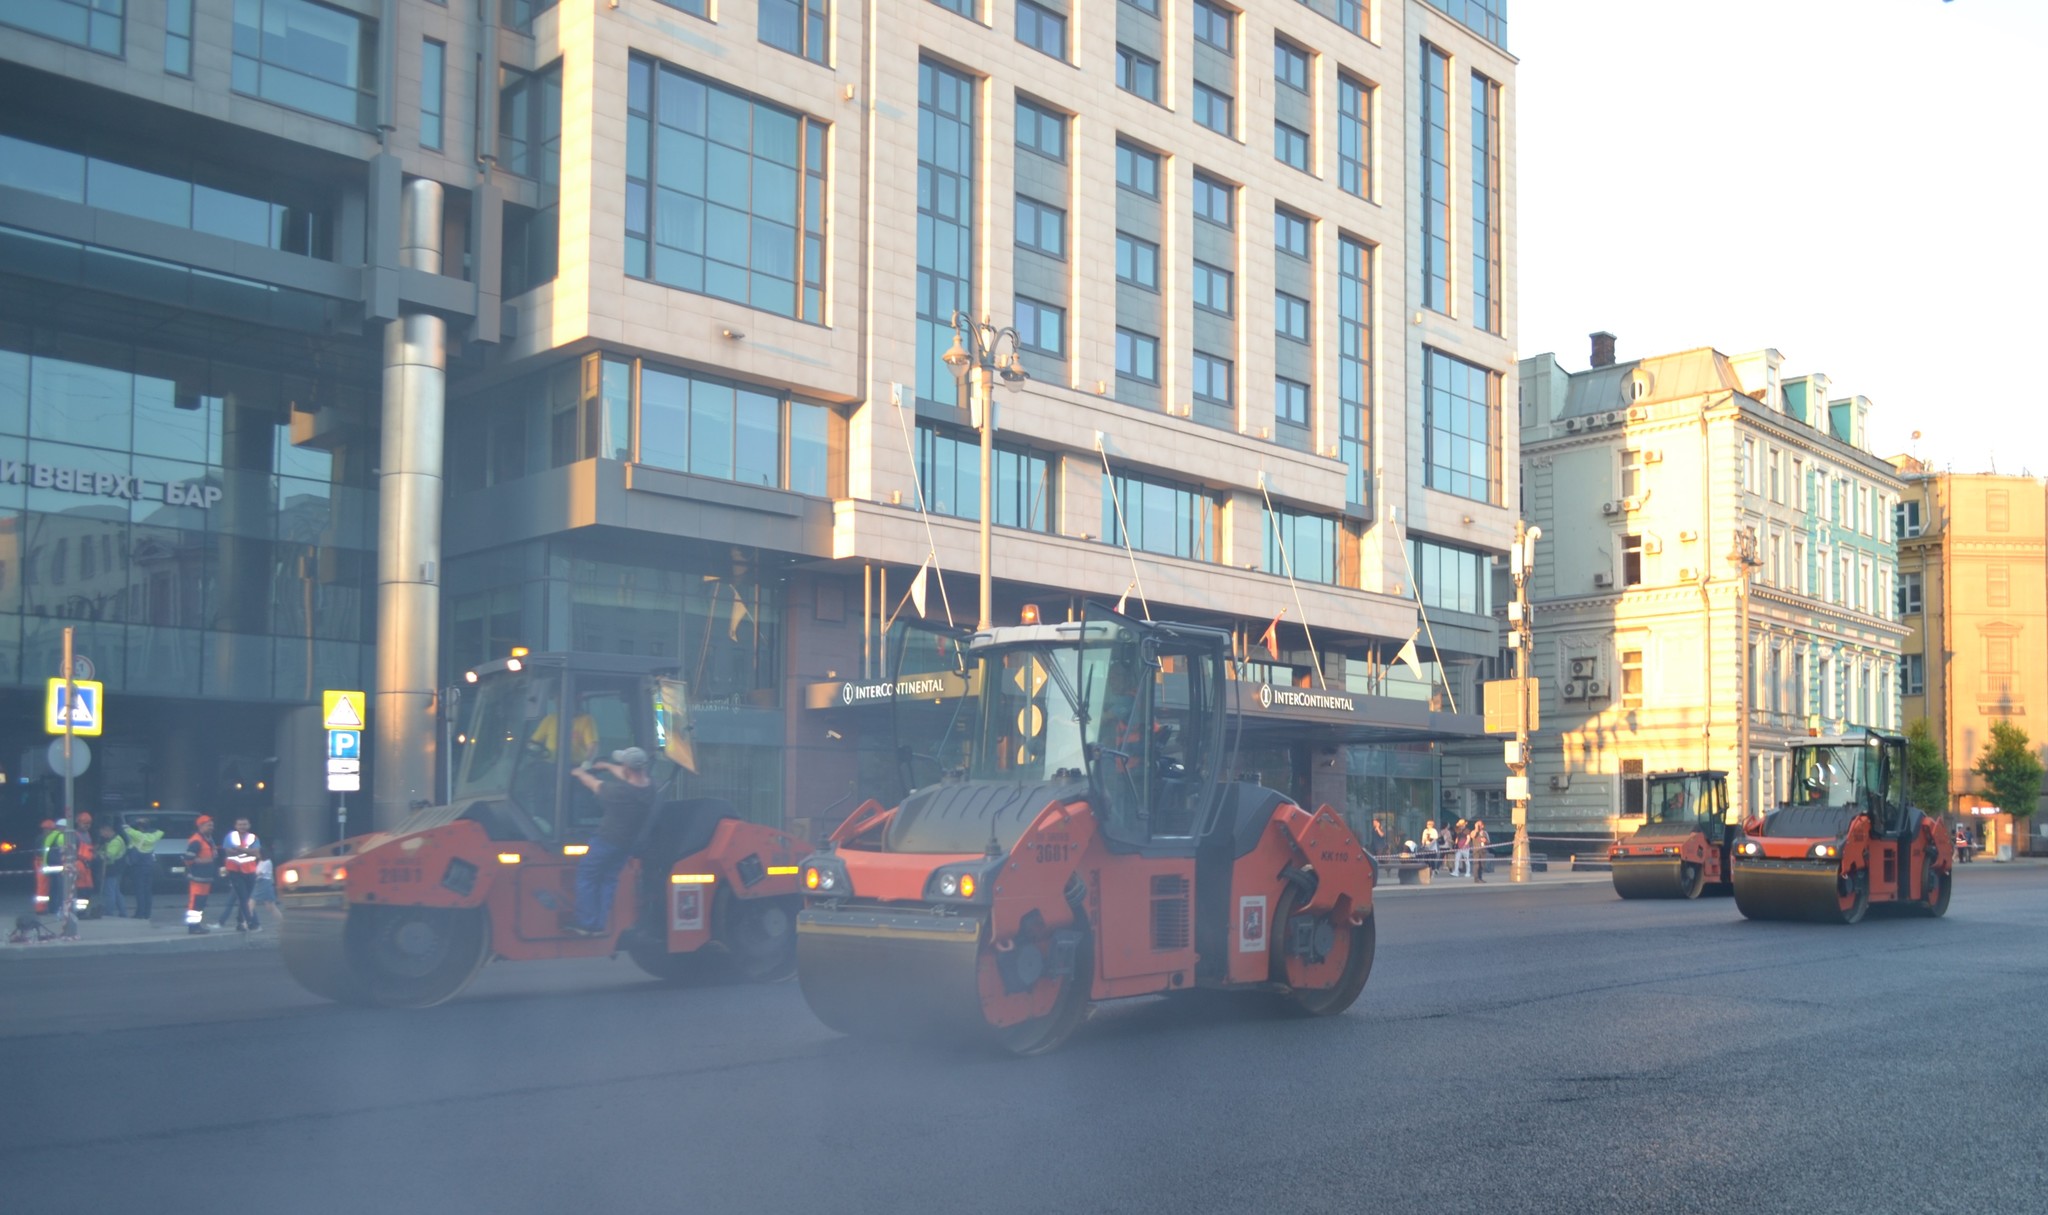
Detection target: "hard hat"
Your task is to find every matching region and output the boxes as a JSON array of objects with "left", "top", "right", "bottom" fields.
[
  {"left": 195, "top": 815, "right": 214, "bottom": 829},
  {"left": 40, "top": 819, "right": 54, "bottom": 831}
]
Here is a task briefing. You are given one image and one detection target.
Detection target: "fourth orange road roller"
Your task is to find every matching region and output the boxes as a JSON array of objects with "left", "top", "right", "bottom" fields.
[
  {"left": 794, "top": 606, "right": 1378, "bottom": 1055},
  {"left": 1731, "top": 728, "right": 1953, "bottom": 924}
]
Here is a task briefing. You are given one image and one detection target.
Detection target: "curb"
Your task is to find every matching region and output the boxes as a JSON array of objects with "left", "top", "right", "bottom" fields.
[{"left": 1, "top": 931, "right": 280, "bottom": 961}]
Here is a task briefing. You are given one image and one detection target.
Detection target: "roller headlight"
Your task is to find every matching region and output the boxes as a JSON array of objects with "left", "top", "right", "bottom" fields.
[
  {"left": 1812, "top": 843, "right": 1838, "bottom": 859},
  {"left": 926, "top": 863, "right": 994, "bottom": 903},
  {"left": 1740, "top": 841, "right": 1761, "bottom": 857},
  {"left": 800, "top": 855, "right": 850, "bottom": 896},
  {"left": 938, "top": 874, "right": 959, "bottom": 896}
]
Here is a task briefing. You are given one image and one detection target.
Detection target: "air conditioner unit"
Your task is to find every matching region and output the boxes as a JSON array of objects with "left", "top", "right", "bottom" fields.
[
  {"left": 1605, "top": 410, "right": 1626, "bottom": 426},
  {"left": 1548, "top": 775, "right": 1570, "bottom": 791},
  {"left": 1678, "top": 566, "right": 1699, "bottom": 582},
  {"left": 1601, "top": 500, "right": 1622, "bottom": 516},
  {"left": 1643, "top": 449, "right": 1664, "bottom": 463},
  {"left": 1584, "top": 679, "right": 1606, "bottom": 698},
  {"left": 1441, "top": 789, "right": 1462, "bottom": 808},
  {"left": 1565, "top": 417, "right": 1587, "bottom": 433},
  {"left": 1593, "top": 572, "right": 1614, "bottom": 588},
  {"left": 1626, "top": 406, "right": 1650, "bottom": 422},
  {"left": 1643, "top": 536, "right": 1664, "bottom": 555},
  {"left": 1563, "top": 679, "right": 1586, "bottom": 699},
  {"left": 1569, "top": 657, "right": 1597, "bottom": 678}
]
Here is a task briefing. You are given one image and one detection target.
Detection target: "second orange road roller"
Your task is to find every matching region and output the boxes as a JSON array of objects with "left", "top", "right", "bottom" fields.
[
  {"left": 1731, "top": 727, "right": 1953, "bottom": 924},
  {"left": 1609, "top": 770, "right": 1733, "bottom": 899},
  {"left": 277, "top": 653, "right": 805, "bottom": 1006},
  {"left": 795, "top": 606, "right": 1379, "bottom": 1054}
]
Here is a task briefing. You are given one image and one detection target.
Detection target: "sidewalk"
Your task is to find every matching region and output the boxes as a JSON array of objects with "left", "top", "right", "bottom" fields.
[
  {"left": 1374, "top": 856, "right": 1612, "bottom": 895},
  {"left": 3, "top": 904, "right": 281, "bottom": 959}
]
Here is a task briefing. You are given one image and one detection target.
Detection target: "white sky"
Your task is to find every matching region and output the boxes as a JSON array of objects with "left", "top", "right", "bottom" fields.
[{"left": 1512, "top": 0, "right": 2047, "bottom": 474}]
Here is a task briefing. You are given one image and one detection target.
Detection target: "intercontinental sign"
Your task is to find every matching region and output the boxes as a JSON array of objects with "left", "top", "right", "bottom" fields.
[{"left": 1256, "top": 683, "right": 1359, "bottom": 713}]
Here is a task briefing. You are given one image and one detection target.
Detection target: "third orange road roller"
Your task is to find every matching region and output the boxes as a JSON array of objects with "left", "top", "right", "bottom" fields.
[
  {"left": 1732, "top": 727, "right": 1953, "bottom": 924},
  {"left": 1609, "top": 770, "right": 1733, "bottom": 899},
  {"left": 795, "top": 606, "right": 1379, "bottom": 1054}
]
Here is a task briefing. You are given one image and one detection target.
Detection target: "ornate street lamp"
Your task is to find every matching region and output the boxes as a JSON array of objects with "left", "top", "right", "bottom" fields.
[{"left": 942, "top": 312, "right": 1029, "bottom": 630}]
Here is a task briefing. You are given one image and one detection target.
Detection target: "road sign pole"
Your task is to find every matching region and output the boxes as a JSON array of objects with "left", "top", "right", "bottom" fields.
[
  {"left": 337, "top": 791, "right": 347, "bottom": 844},
  {"left": 61, "top": 626, "right": 74, "bottom": 825}
]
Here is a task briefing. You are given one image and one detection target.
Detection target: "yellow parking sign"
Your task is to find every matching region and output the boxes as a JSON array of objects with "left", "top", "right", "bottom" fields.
[
  {"left": 46, "top": 678, "right": 105, "bottom": 736},
  {"left": 323, "top": 689, "right": 367, "bottom": 731}
]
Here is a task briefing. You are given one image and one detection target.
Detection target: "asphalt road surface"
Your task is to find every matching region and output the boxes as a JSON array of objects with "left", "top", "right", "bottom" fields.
[{"left": 6, "top": 869, "right": 2042, "bottom": 1215}]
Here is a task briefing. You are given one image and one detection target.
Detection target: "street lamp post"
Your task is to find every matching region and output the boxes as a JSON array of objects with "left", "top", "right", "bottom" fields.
[
  {"left": 942, "top": 312, "right": 1029, "bottom": 631},
  {"left": 1730, "top": 525, "right": 1764, "bottom": 815},
  {"left": 1509, "top": 522, "right": 1541, "bottom": 883}
]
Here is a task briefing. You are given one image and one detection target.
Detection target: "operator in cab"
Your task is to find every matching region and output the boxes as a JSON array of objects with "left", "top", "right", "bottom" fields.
[{"left": 565, "top": 747, "right": 656, "bottom": 937}]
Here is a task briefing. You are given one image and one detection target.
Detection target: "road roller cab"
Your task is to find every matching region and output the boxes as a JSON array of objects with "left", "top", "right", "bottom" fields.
[
  {"left": 1731, "top": 728, "right": 1953, "bottom": 924},
  {"left": 795, "top": 606, "right": 1379, "bottom": 1054},
  {"left": 278, "top": 653, "right": 805, "bottom": 1006},
  {"left": 1610, "top": 770, "right": 1733, "bottom": 900}
]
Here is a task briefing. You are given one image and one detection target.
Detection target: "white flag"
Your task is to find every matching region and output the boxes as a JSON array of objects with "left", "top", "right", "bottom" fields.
[
  {"left": 910, "top": 558, "right": 930, "bottom": 619},
  {"left": 1114, "top": 581, "right": 1131, "bottom": 615},
  {"left": 1395, "top": 632, "right": 1423, "bottom": 679}
]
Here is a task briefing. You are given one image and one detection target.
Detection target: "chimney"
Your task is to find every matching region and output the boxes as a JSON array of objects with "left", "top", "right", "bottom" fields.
[{"left": 1589, "top": 331, "right": 1617, "bottom": 368}]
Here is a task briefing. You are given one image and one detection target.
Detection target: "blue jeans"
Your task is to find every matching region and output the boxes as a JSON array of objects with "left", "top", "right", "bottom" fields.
[
  {"left": 573, "top": 838, "right": 630, "bottom": 933},
  {"left": 129, "top": 859, "right": 156, "bottom": 918}
]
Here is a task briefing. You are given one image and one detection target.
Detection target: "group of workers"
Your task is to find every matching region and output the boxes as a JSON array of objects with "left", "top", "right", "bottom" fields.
[{"left": 30, "top": 812, "right": 271, "bottom": 937}]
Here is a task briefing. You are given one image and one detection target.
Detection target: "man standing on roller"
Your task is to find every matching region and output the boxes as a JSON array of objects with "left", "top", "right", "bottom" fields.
[{"left": 566, "top": 748, "right": 656, "bottom": 937}]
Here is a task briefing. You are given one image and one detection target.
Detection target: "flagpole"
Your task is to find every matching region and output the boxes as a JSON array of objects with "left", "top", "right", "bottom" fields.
[
  {"left": 1257, "top": 474, "right": 1325, "bottom": 689},
  {"left": 891, "top": 383, "right": 956, "bottom": 628},
  {"left": 1094, "top": 434, "right": 1152, "bottom": 621},
  {"left": 1392, "top": 519, "right": 1458, "bottom": 715}
]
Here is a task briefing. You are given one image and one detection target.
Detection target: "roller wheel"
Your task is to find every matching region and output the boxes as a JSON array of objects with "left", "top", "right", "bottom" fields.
[
  {"left": 723, "top": 893, "right": 799, "bottom": 983},
  {"left": 1678, "top": 862, "right": 1706, "bottom": 900},
  {"left": 1919, "top": 867, "right": 1953, "bottom": 918},
  {"left": 1837, "top": 870, "right": 1870, "bottom": 925},
  {"left": 992, "top": 928, "right": 1092, "bottom": 1057},
  {"left": 1271, "top": 888, "right": 1377, "bottom": 1018},
  {"left": 350, "top": 906, "right": 492, "bottom": 1008},
  {"left": 279, "top": 908, "right": 371, "bottom": 1005}
]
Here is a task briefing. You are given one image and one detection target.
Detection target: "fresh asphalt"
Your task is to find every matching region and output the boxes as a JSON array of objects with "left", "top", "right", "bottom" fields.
[{"left": 3, "top": 865, "right": 2041, "bottom": 1215}]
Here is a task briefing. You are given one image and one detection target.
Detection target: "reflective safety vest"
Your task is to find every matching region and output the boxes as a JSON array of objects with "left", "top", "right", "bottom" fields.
[
  {"left": 185, "top": 834, "right": 218, "bottom": 883},
  {"left": 223, "top": 831, "right": 261, "bottom": 875}
]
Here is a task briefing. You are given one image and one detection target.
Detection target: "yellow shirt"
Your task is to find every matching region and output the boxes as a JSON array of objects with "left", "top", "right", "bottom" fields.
[{"left": 529, "top": 712, "right": 599, "bottom": 761}]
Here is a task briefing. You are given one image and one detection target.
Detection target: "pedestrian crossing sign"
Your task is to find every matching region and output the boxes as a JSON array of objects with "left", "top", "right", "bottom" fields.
[
  {"left": 323, "top": 690, "right": 367, "bottom": 731},
  {"left": 45, "top": 678, "right": 105, "bottom": 737}
]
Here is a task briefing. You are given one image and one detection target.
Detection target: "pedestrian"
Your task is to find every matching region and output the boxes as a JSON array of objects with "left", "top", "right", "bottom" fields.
[
  {"left": 1421, "top": 820, "right": 1441, "bottom": 873},
  {"left": 221, "top": 817, "right": 262, "bottom": 932},
  {"left": 1451, "top": 819, "right": 1471, "bottom": 878},
  {"left": 96, "top": 822, "right": 128, "bottom": 919},
  {"left": 566, "top": 748, "right": 657, "bottom": 937},
  {"left": 76, "top": 812, "right": 101, "bottom": 918},
  {"left": 123, "top": 816, "right": 163, "bottom": 920},
  {"left": 1471, "top": 819, "right": 1490, "bottom": 882},
  {"left": 252, "top": 856, "right": 278, "bottom": 922},
  {"left": 31, "top": 818, "right": 57, "bottom": 918},
  {"left": 182, "top": 816, "right": 219, "bottom": 935}
]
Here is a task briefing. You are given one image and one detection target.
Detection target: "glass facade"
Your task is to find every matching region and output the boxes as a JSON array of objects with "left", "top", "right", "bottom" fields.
[
  {"left": 916, "top": 60, "right": 976, "bottom": 409},
  {"left": 627, "top": 56, "right": 826, "bottom": 322},
  {"left": 1338, "top": 76, "right": 1370, "bottom": 198},
  {"left": 1408, "top": 538, "right": 1492, "bottom": 615},
  {"left": 4, "top": 0, "right": 123, "bottom": 55},
  {"left": 0, "top": 323, "right": 373, "bottom": 699},
  {"left": 1102, "top": 469, "right": 1216, "bottom": 562},
  {"left": 1470, "top": 72, "right": 1502, "bottom": 333},
  {"left": 1423, "top": 347, "right": 1498, "bottom": 503},
  {"left": 166, "top": 0, "right": 193, "bottom": 74},
  {"left": 1338, "top": 236, "right": 1371, "bottom": 510},
  {"left": 419, "top": 39, "right": 445, "bottom": 150},
  {"left": 1420, "top": 43, "right": 1451, "bottom": 314},
  {"left": 1264, "top": 506, "right": 1339, "bottom": 585},
  {"left": 760, "top": 0, "right": 829, "bottom": 64},
  {"left": 231, "top": 0, "right": 377, "bottom": 128},
  {"left": 1421, "top": 0, "right": 1508, "bottom": 49},
  {"left": 916, "top": 424, "right": 1055, "bottom": 532}
]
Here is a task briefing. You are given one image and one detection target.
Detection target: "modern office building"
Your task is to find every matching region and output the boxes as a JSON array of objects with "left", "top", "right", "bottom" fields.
[
  {"left": 1445, "top": 335, "right": 1906, "bottom": 842},
  {"left": 1892, "top": 462, "right": 2048, "bottom": 853},
  {"left": 0, "top": 0, "right": 1517, "bottom": 856}
]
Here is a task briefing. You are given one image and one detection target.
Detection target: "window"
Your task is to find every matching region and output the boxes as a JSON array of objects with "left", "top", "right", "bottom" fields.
[
  {"left": 1622, "top": 533, "right": 1643, "bottom": 587},
  {"left": 1016, "top": 0, "right": 1066, "bottom": 60},
  {"left": 232, "top": 0, "right": 376, "bottom": 126},
  {"left": 1275, "top": 378, "right": 1309, "bottom": 426},
  {"left": 915, "top": 59, "right": 975, "bottom": 406},
  {"left": 1192, "top": 352, "right": 1233, "bottom": 406},
  {"left": 1275, "top": 208, "right": 1310, "bottom": 258},
  {"left": 1016, "top": 99, "right": 1066, "bottom": 160},
  {"left": 1423, "top": 347, "right": 1498, "bottom": 503},
  {"left": 419, "top": 39, "right": 446, "bottom": 149},
  {"left": 637, "top": 361, "right": 834, "bottom": 491},
  {"left": 1275, "top": 122, "right": 1310, "bottom": 170},
  {"left": 1192, "top": 172, "right": 1233, "bottom": 227},
  {"left": 1620, "top": 448, "right": 1643, "bottom": 499},
  {"left": 1988, "top": 489, "right": 2012, "bottom": 532},
  {"left": 1264, "top": 508, "right": 1338, "bottom": 584},
  {"left": 1116, "top": 46, "right": 1160, "bottom": 103},
  {"left": 626, "top": 58, "right": 826, "bottom": 321},
  {"left": 166, "top": 0, "right": 192, "bottom": 73},
  {"left": 1421, "top": 0, "right": 1507, "bottom": 47},
  {"left": 1194, "top": 84, "right": 1234, "bottom": 136},
  {"left": 1988, "top": 563, "right": 2011, "bottom": 608},
  {"left": 499, "top": 64, "right": 562, "bottom": 182},
  {"left": 1792, "top": 539, "right": 1805, "bottom": 594},
  {"left": 1121, "top": 0, "right": 1157, "bottom": 12},
  {"left": 1275, "top": 40, "right": 1310, "bottom": 92},
  {"left": 1621, "top": 649, "right": 1644, "bottom": 709},
  {"left": 1894, "top": 498, "right": 1923, "bottom": 537},
  {"left": 1015, "top": 196, "right": 1066, "bottom": 258},
  {"left": 1792, "top": 457, "right": 1805, "bottom": 509},
  {"left": 1116, "top": 141, "right": 1160, "bottom": 197},
  {"left": 1102, "top": 469, "right": 1217, "bottom": 561},
  {"left": 4, "top": 0, "right": 124, "bottom": 55},
  {"left": 1116, "top": 233, "right": 1159, "bottom": 289},
  {"left": 1408, "top": 539, "right": 1492, "bottom": 615},
  {"left": 1338, "top": 75, "right": 1371, "bottom": 199},
  {"left": 1897, "top": 571, "right": 1923, "bottom": 616},
  {"left": 918, "top": 424, "right": 1055, "bottom": 530},
  {"left": 1276, "top": 291, "right": 1310, "bottom": 342},
  {"left": 929, "top": 0, "right": 972, "bottom": 18},
  {"left": 1901, "top": 654, "right": 1925, "bottom": 698},
  {"left": 1013, "top": 297, "right": 1065, "bottom": 358},
  {"left": 761, "top": 0, "right": 830, "bottom": 64},
  {"left": 1193, "top": 0, "right": 1233, "bottom": 52},
  {"left": 1338, "top": 235, "right": 1370, "bottom": 509},
  {"left": 1116, "top": 328, "right": 1158, "bottom": 382},
  {"left": 1470, "top": 72, "right": 1501, "bottom": 332},
  {"left": 1741, "top": 438, "right": 1756, "bottom": 493},
  {"left": 1419, "top": 44, "right": 1451, "bottom": 312},
  {"left": 1621, "top": 757, "right": 1645, "bottom": 815},
  {"left": 1193, "top": 261, "right": 1233, "bottom": 314}
]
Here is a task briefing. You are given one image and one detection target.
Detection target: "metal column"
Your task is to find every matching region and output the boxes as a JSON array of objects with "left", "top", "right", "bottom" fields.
[{"left": 372, "top": 178, "right": 446, "bottom": 828}]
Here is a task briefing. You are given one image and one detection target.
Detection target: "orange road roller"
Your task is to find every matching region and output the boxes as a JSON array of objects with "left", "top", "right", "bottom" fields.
[
  {"left": 1610, "top": 770, "right": 1734, "bottom": 899},
  {"left": 279, "top": 653, "right": 804, "bottom": 1006},
  {"left": 795, "top": 607, "right": 1378, "bottom": 1055},
  {"left": 1731, "top": 728, "right": 1953, "bottom": 924}
]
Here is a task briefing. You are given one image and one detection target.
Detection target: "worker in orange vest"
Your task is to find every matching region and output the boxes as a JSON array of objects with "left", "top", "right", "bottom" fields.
[
  {"left": 31, "top": 818, "right": 56, "bottom": 916},
  {"left": 183, "top": 816, "right": 219, "bottom": 936},
  {"left": 73, "top": 811, "right": 97, "bottom": 917}
]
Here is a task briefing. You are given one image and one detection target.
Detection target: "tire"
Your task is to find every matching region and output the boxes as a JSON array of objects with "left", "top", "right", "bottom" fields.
[
  {"left": 992, "top": 927, "right": 1092, "bottom": 1057},
  {"left": 1679, "top": 862, "right": 1706, "bottom": 900},
  {"left": 721, "top": 892, "right": 799, "bottom": 984},
  {"left": 347, "top": 906, "right": 492, "bottom": 1008},
  {"left": 1271, "top": 887, "right": 1377, "bottom": 1018},
  {"left": 1837, "top": 870, "right": 1870, "bottom": 925},
  {"left": 1919, "top": 867, "right": 1953, "bottom": 919}
]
